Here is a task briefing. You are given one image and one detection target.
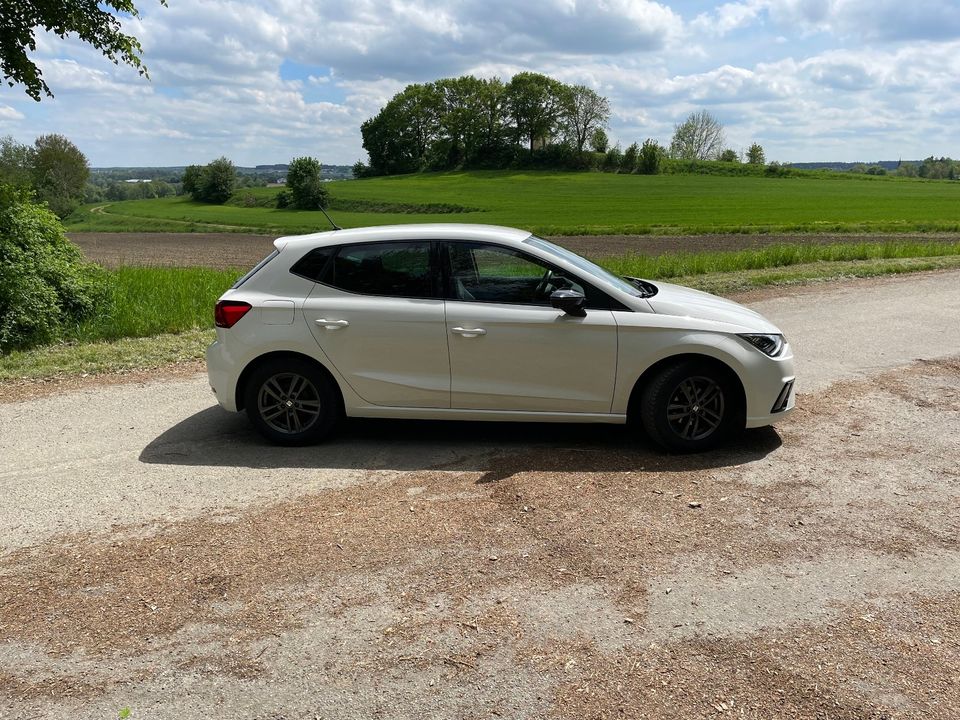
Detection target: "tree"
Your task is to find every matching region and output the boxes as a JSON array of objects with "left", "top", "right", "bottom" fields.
[
  {"left": 718, "top": 149, "right": 739, "bottom": 163},
  {"left": 0, "top": 136, "right": 33, "bottom": 187},
  {"left": 0, "top": 0, "right": 165, "bottom": 101},
  {"left": 286, "top": 156, "right": 328, "bottom": 210},
  {"left": 31, "top": 134, "right": 89, "bottom": 218},
  {"left": 181, "top": 165, "right": 203, "bottom": 196},
  {"left": 589, "top": 128, "right": 609, "bottom": 153},
  {"left": 746, "top": 142, "right": 766, "bottom": 165},
  {"left": 669, "top": 110, "right": 726, "bottom": 161},
  {"left": 0, "top": 183, "right": 107, "bottom": 351},
  {"left": 505, "top": 72, "right": 571, "bottom": 154},
  {"left": 565, "top": 85, "right": 610, "bottom": 153},
  {"left": 637, "top": 139, "right": 665, "bottom": 175},
  {"left": 186, "top": 157, "right": 235, "bottom": 204}
]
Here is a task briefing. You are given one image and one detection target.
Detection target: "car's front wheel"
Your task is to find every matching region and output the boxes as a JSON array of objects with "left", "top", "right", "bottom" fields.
[
  {"left": 639, "top": 360, "right": 741, "bottom": 453},
  {"left": 244, "top": 358, "right": 340, "bottom": 446}
]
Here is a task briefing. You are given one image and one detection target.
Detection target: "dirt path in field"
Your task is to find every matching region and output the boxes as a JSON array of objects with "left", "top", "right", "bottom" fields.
[
  {"left": 68, "top": 230, "right": 960, "bottom": 268},
  {"left": 2, "top": 277, "right": 960, "bottom": 718}
]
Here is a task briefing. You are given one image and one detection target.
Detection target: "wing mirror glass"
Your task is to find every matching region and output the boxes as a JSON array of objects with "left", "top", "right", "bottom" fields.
[{"left": 550, "top": 289, "right": 587, "bottom": 317}]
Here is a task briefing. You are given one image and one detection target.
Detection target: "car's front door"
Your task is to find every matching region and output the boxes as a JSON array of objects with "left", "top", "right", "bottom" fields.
[
  {"left": 301, "top": 240, "right": 450, "bottom": 408},
  {"left": 443, "top": 242, "right": 618, "bottom": 413}
]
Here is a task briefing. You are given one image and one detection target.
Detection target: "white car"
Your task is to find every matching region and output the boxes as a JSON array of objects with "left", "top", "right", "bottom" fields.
[{"left": 207, "top": 224, "right": 795, "bottom": 452}]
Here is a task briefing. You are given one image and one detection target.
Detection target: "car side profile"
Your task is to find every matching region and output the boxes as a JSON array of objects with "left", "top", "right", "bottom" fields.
[{"left": 206, "top": 224, "right": 795, "bottom": 452}]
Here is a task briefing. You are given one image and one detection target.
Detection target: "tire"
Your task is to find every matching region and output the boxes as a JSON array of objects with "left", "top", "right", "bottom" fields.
[
  {"left": 243, "top": 357, "right": 340, "bottom": 446},
  {"left": 639, "top": 360, "right": 741, "bottom": 453}
]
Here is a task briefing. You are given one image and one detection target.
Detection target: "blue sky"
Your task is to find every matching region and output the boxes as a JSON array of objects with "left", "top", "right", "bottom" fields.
[{"left": 1, "top": 0, "right": 959, "bottom": 167}]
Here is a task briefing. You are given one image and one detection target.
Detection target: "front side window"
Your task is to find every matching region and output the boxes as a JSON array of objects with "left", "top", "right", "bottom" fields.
[
  {"left": 447, "top": 242, "right": 587, "bottom": 305},
  {"left": 328, "top": 241, "right": 435, "bottom": 298}
]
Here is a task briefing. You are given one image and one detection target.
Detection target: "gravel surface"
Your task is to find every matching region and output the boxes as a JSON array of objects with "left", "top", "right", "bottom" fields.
[
  {"left": 67, "top": 230, "right": 960, "bottom": 268},
  {"left": 2, "top": 273, "right": 959, "bottom": 719}
]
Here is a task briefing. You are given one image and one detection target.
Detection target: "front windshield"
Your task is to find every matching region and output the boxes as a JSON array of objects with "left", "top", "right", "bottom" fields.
[{"left": 524, "top": 236, "right": 642, "bottom": 297}]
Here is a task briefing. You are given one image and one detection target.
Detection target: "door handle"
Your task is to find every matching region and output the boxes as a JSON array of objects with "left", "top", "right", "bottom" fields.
[
  {"left": 451, "top": 326, "right": 486, "bottom": 337},
  {"left": 315, "top": 318, "right": 349, "bottom": 330}
]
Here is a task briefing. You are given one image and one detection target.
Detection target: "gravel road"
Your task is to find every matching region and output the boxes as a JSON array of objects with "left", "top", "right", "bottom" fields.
[{"left": 1, "top": 271, "right": 958, "bottom": 719}]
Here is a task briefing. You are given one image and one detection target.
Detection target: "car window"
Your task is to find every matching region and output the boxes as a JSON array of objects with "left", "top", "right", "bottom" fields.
[
  {"left": 327, "top": 242, "right": 435, "bottom": 298},
  {"left": 290, "top": 246, "right": 335, "bottom": 282},
  {"left": 447, "top": 242, "right": 588, "bottom": 306}
]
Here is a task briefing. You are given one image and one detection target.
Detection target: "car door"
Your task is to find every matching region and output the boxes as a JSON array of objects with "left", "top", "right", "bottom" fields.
[
  {"left": 443, "top": 241, "right": 618, "bottom": 413},
  {"left": 300, "top": 240, "right": 450, "bottom": 408}
]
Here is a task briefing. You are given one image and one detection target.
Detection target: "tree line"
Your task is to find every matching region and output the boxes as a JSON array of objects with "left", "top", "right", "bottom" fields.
[
  {"left": 357, "top": 72, "right": 611, "bottom": 176},
  {"left": 357, "top": 74, "right": 774, "bottom": 177}
]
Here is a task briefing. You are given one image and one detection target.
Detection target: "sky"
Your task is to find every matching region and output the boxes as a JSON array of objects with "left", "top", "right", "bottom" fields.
[{"left": 2, "top": 0, "right": 959, "bottom": 167}]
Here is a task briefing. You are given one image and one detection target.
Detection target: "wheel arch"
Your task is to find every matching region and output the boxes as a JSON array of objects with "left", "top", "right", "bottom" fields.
[
  {"left": 235, "top": 350, "right": 345, "bottom": 415},
  {"left": 627, "top": 353, "right": 747, "bottom": 424}
]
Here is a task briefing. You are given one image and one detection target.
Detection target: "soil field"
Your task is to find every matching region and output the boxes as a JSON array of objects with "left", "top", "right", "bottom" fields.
[{"left": 67, "top": 231, "right": 960, "bottom": 269}]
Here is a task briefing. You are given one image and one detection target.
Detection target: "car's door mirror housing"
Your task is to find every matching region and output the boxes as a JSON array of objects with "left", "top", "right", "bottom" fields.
[{"left": 550, "top": 289, "right": 587, "bottom": 317}]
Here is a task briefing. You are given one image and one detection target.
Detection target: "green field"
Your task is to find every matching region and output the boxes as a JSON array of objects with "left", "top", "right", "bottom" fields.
[{"left": 65, "top": 171, "right": 960, "bottom": 236}]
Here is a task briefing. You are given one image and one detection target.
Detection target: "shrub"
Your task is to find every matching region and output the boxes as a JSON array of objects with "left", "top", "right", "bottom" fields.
[
  {"left": 0, "top": 184, "right": 107, "bottom": 352},
  {"left": 621, "top": 142, "right": 639, "bottom": 174},
  {"left": 275, "top": 189, "right": 291, "bottom": 209},
  {"left": 602, "top": 145, "right": 623, "bottom": 173},
  {"left": 637, "top": 139, "right": 665, "bottom": 175}
]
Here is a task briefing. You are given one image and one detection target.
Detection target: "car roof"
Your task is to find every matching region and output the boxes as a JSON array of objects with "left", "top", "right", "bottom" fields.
[{"left": 274, "top": 223, "right": 532, "bottom": 252}]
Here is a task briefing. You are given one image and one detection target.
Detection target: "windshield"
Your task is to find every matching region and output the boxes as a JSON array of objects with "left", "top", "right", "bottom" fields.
[{"left": 524, "top": 236, "right": 642, "bottom": 297}]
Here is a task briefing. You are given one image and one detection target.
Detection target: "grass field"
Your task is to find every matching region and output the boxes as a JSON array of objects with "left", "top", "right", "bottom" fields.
[{"left": 65, "top": 170, "right": 960, "bottom": 236}]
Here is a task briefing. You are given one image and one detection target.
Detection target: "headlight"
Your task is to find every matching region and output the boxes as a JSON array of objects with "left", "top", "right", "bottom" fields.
[{"left": 738, "top": 333, "right": 785, "bottom": 357}]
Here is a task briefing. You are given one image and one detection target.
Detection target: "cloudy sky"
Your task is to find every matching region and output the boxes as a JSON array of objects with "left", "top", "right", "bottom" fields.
[{"left": 2, "top": 0, "right": 959, "bottom": 167}]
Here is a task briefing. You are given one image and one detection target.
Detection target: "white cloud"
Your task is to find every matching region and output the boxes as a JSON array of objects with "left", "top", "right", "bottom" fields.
[{"left": 7, "top": 0, "right": 960, "bottom": 165}]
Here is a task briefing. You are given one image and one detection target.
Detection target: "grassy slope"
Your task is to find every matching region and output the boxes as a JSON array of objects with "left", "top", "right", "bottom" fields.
[{"left": 65, "top": 171, "right": 960, "bottom": 236}]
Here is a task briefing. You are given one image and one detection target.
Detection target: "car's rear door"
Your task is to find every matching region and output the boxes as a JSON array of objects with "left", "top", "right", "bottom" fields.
[
  {"left": 443, "top": 241, "right": 618, "bottom": 413},
  {"left": 300, "top": 240, "right": 450, "bottom": 408}
]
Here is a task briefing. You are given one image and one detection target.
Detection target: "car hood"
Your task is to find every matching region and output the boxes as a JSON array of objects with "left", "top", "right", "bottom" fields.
[{"left": 644, "top": 281, "right": 781, "bottom": 334}]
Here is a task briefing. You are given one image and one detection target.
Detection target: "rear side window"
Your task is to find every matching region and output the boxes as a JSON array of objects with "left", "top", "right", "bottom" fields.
[
  {"left": 328, "top": 242, "right": 435, "bottom": 298},
  {"left": 290, "top": 246, "right": 335, "bottom": 282},
  {"left": 232, "top": 249, "right": 279, "bottom": 289}
]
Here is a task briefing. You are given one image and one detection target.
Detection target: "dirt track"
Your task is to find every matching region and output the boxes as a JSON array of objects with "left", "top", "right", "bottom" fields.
[
  {"left": 68, "top": 230, "right": 960, "bottom": 268},
  {"left": 2, "top": 272, "right": 959, "bottom": 719}
]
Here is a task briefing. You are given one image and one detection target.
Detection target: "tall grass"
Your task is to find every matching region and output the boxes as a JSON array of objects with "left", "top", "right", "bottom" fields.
[
  {"left": 71, "top": 266, "right": 241, "bottom": 342},
  {"left": 599, "top": 241, "right": 960, "bottom": 279}
]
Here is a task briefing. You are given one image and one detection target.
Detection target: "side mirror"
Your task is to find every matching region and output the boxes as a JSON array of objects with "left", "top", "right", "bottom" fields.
[{"left": 550, "top": 289, "right": 587, "bottom": 317}]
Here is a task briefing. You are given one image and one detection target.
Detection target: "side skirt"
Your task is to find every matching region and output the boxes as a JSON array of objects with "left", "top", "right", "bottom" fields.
[{"left": 347, "top": 405, "right": 628, "bottom": 424}]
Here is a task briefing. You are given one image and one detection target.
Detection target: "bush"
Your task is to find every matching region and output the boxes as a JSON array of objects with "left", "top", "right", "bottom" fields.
[
  {"left": 621, "top": 143, "right": 639, "bottom": 174},
  {"left": 637, "top": 139, "right": 665, "bottom": 175},
  {"left": 287, "top": 156, "right": 329, "bottom": 210},
  {"left": 0, "top": 184, "right": 107, "bottom": 352},
  {"left": 275, "top": 189, "right": 291, "bottom": 209},
  {"left": 602, "top": 145, "right": 623, "bottom": 173}
]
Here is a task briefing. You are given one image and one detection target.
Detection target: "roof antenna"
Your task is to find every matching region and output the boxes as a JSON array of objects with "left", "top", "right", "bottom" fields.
[{"left": 319, "top": 205, "right": 341, "bottom": 231}]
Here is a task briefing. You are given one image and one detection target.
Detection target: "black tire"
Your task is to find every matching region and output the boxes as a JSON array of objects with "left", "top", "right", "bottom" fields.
[
  {"left": 243, "top": 357, "right": 340, "bottom": 446},
  {"left": 639, "top": 360, "right": 741, "bottom": 453}
]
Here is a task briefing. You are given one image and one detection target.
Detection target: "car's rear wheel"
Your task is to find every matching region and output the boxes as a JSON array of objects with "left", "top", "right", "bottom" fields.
[
  {"left": 244, "top": 358, "right": 340, "bottom": 445},
  {"left": 640, "top": 360, "right": 740, "bottom": 453}
]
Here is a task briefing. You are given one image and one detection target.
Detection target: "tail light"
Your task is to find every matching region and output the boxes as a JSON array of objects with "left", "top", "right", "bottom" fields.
[{"left": 215, "top": 300, "right": 252, "bottom": 328}]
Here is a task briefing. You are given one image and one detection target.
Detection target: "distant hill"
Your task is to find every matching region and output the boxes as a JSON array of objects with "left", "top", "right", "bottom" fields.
[
  {"left": 91, "top": 164, "right": 356, "bottom": 181},
  {"left": 786, "top": 161, "right": 910, "bottom": 172}
]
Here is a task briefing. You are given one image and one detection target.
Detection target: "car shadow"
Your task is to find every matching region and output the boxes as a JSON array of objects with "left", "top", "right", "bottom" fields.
[{"left": 139, "top": 405, "right": 783, "bottom": 478}]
